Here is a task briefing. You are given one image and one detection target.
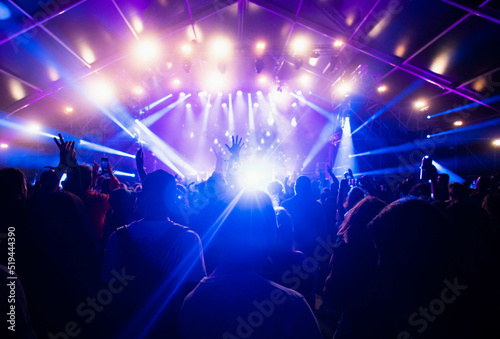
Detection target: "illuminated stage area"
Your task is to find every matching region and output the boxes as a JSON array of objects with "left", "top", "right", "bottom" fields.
[{"left": 0, "top": 1, "right": 500, "bottom": 339}]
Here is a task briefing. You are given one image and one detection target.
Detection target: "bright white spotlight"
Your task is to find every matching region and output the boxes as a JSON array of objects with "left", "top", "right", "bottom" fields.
[
  {"left": 255, "top": 41, "right": 266, "bottom": 52},
  {"left": 91, "top": 80, "right": 115, "bottom": 102},
  {"left": 454, "top": 120, "right": 463, "bottom": 126},
  {"left": 267, "top": 116, "right": 274, "bottom": 126},
  {"left": 300, "top": 74, "right": 311, "bottom": 86},
  {"left": 173, "top": 79, "right": 181, "bottom": 86},
  {"left": 181, "top": 43, "right": 193, "bottom": 55},
  {"left": 225, "top": 130, "right": 230, "bottom": 137},
  {"left": 377, "top": 85, "right": 387, "bottom": 92},
  {"left": 256, "top": 91, "right": 262, "bottom": 96},
  {"left": 64, "top": 106, "right": 74, "bottom": 113},
  {"left": 260, "top": 138, "right": 265, "bottom": 144},
  {"left": 292, "top": 37, "right": 308, "bottom": 53},
  {"left": 296, "top": 90, "right": 302, "bottom": 96},
  {"left": 136, "top": 40, "right": 160, "bottom": 62},
  {"left": 190, "top": 132, "right": 194, "bottom": 138},
  {"left": 254, "top": 103, "right": 259, "bottom": 107},
  {"left": 291, "top": 117, "right": 297, "bottom": 127},
  {"left": 493, "top": 139, "right": 500, "bottom": 146},
  {"left": 258, "top": 76, "right": 268, "bottom": 85},
  {"left": 0, "top": 143, "right": 8, "bottom": 149},
  {"left": 414, "top": 100, "right": 428, "bottom": 111},
  {"left": 333, "top": 40, "right": 343, "bottom": 47},
  {"left": 237, "top": 90, "right": 242, "bottom": 95},
  {"left": 291, "top": 102, "right": 297, "bottom": 107},
  {"left": 266, "top": 131, "right": 271, "bottom": 136},
  {"left": 186, "top": 103, "right": 191, "bottom": 108},
  {"left": 338, "top": 82, "right": 352, "bottom": 96},
  {"left": 132, "top": 86, "right": 144, "bottom": 96},
  {"left": 212, "top": 38, "right": 231, "bottom": 57},
  {"left": 214, "top": 138, "right": 219, "bottom": 144},
  {"left": 221, "top": 103, "right": 227, "bottom": 108}
]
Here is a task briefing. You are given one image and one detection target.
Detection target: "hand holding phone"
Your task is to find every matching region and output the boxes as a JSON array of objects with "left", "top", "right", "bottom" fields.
[{"left": 101, "top": 157, "right": 109, "bottom": 173}]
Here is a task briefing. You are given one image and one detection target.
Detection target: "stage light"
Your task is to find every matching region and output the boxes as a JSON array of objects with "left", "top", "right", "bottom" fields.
[
  {"left": 91, "top": 80, "right": 115, "bottom": 102},
  {"left": 266, "top": 131, "right": 271, "bottom": 137},
  {"left": 300, "top": 74, "right": 311, "bottom": 86},
  {"left": 333, "top": 40, "right": 343, "bottom": 47},
  {"left": 180, "top": 92, "right": 186, "bottom": 97},
  {"left": 256, "top": 91, "right": 262, "bottom": 96},
  {"left": 198, "top": 91, "right": 205, "bottom": 97},
  {"left": 214, "top": 138, "right": 219, "bottom": 144},
  {"left": 113, "top": 171, "right": 136, "bottom": 178},
  {"left": 173, "top": 79, "right": 181, "bottom": 86},
  {"left": 260, "top": 138, "right": 265, "bottom": 144},
  {"left": 212, "top": 38, "right": 231, "bottom": 57},
  {"left": 225, "top": 131, "right": 230, "bottom": 137},
  {"left": 426, "top": 134, "right": 431, "bottom": 138},
  {"left": 237, "top": 90, "right": 242, "bottom": 95},
  {"left": 337, "top": 82, "right": 352, "bottom": 96},
  {"left": 292, "top": 37, "right": 308, "bottom": 53},
  {"left": 254, "top": 103, "right": 259, "bottom": 107},
  {"left": 258, "top": 75, "right": 268, "bottom": 85},
  {"left": 454, "top": 120, "right": 463, "bottom": 126},
  {"left": 64, "top": 106, "right": 73, "bottom": 114},
  {"left": 291, "top": 117, "right": 297, "bottom": 127},
  {"left": 493, "top": 139, "right": 500, "bottom": 146},
  {"left": 186, "top": 103, "right": 191, "bottom": 108},
  {"left": 308, "top": 57, "right": 319, "bottom": 67},
  {"left": 414, "top": 100, "right": 428, "bottom": 111},
  {"left": 267, "top": 116, "right": 274, "bottom": 126},
  {"left": 256, "top": 42, "right": 266, "bottom": 51},
  {"left": 255, "top": 58, "right": 265, "bottom": 73},
  {"left": 132, "top": 86, "right": 144, "bottom": 96},
  {"left": 377, "top": 85, "right": 387, "bottom": 92},
  {"left": 427, "top": 115, "right": 431, "bottom": 119},
  {"left": 136, "top": 40, "right": 160, "bottom": 62},
  {"left": 181, "top": 43, "right": 192, "bottom": 55},
  {"left": 221, "top": 103, "right": 227, "bottom": 108},
  {"left": 0, "top": 144, "right": 8, "bottom": 149},
  {"left": 297, "top": 91, "right": 302, "bottom": 95},
  {"left": 291, "top": 102, "right": 297, "bottom": 107}
]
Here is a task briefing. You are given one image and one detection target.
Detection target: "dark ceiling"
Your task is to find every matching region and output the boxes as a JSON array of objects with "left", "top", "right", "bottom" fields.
[{"left": 0, "top": 0, "right": 499, "bottom": 177}]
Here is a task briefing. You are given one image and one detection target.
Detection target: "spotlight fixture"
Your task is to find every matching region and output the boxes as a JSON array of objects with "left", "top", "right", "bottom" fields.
[
  {"left": 186, "top": 103, "right": 191, "bottom": 108},
  {"left": 377, "top": 85, "right": 387, "bottom": 92},
  {"left": 414, "top": 100, "right": 428, "bottom": 111},
  {"left": 492, "top": 139, "right": 500, "bottom": 146},
  {"left": 64, "top": 106, "right": 74, "bottom": 113},
  {"left": 255, "top": 58, "right": 265, "bottom": 73},
  {"left": 173, "top": 78, "right": 181, "bottom": 86},
  {"left": 453, "top": 120, "right": 463, "bottom": 126},
  {"left": 0, "top": 144, "right": 8, "bottom": 149},
  {"left": 333, "top": 40, "right": 343, "bottom": 47},
  {"left": 132, "top": 86, "right": 144, "bottom": 96}
]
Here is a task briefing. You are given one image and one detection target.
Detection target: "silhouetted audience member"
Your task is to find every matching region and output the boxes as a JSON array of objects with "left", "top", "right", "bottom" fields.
[
  {"left": 267, "top": 180, "right": 285, "bottom": 207},
  {"left": 324, "top": 196, "right": 387, "bottom": 338},
  {"left": 103, "top": 169, "right": 206, "bottom": 338},
  {"left": 259, "top": 207, "right": 315, "bottom": 307},
  {"left": 368, "top": 197, "right": 497, "bottom": 338},
  {"left": 102, "top": 188, "right": 137, "bottom": 246},
  {"left": 281, "top": 176, "right": 327, "bottom": 257},
  {"left": 180, "top": 190, "right": 322, "bottom": 339}
]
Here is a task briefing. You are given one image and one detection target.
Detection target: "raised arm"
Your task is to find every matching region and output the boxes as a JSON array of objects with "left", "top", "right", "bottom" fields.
[{"left": 135, "top": 148, "right": 147, "bottom": 182}]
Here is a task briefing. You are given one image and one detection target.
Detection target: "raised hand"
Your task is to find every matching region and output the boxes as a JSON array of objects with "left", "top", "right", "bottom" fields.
[
  {"left": 53, "top": 133, "right": 77, "bottom": 168},
  {"left": 136, "top": 148, "right": 144, "bottom": 169},
  {"left": 225, "top": 135, "right": 244, "bottom": 158}
]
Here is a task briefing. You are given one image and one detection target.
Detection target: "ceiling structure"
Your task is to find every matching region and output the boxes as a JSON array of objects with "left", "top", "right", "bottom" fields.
[{"left": 0, "top": 0, "right": 499, "bottom": 178}]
